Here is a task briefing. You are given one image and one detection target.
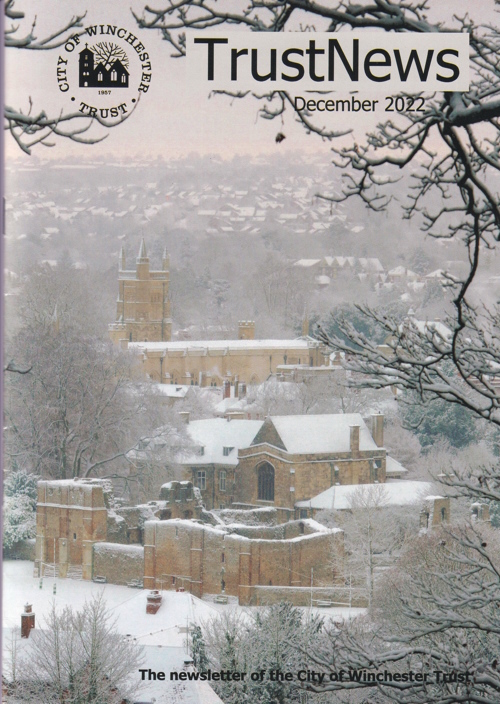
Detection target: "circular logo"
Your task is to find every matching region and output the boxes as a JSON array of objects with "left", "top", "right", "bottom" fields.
[{"left": 56, "top": 23, "right": 153, "bottom": 121}]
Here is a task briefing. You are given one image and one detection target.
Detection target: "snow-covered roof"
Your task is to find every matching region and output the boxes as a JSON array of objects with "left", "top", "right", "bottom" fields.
[
  {"left": 388, "top": 265, "right": 407, "bottom": 276},
  {"left": 3, "top": 561, "right": 223, "bottom": 704},
  {"left": 295, "top": 480, "right": 433, "bottom": 510},
  {"left": 386, "top": 456, "right": 408, "bottom": 476},
  {"left": 130, "top": 338, "right": 321, "bottom": 352},
  {"left": 293, "top": 259, "right": 322, "bottom": 268},
  {"left": 259, "top": 414, "right": 379, "bottom": 454},
  {"left": 183, "top": 418, "right": 263, "bottom": 465},
  {"left": 151, "top": 383, "right": 191, "bottom": 398},
  {"left": 359, "top": 257, "right": 384, "bottom": 272}
]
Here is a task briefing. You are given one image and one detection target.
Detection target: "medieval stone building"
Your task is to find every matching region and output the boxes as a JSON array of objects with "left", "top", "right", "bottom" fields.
[
  {"left": 108, "top": 240, "right": 328, "bottom": 385},
  {"left": 179, "top": 413, "right": 394, "bottom": 512},
  {"left": 108, "top": 240, "right": 172, "bottom": 344},
  {"left": 34, "top": 478, "right": 342, "bottom": 606},
  {"left": 143, "top": 515, "right": 340, "bottom": 605},
  {"left": 128, "top": 335, "right": 327, "bottom": 386},
  {"left": 180, "top": 417, "right": 263, "bottom": 510},
  {"left": 235, "top": 413, "right": 387, "bottom": 510}
]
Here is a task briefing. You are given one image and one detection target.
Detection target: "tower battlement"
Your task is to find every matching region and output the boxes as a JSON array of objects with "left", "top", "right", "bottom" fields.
[{"left": 109, "top": 239, "right": 172, "bottom": 344}]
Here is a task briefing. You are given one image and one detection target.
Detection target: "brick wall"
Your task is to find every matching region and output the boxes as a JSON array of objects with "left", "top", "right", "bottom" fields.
[
  {"left": 236, "top": 446, "right": 386, "bottom": 508},
  {"left": 93, "top": 543, "right": 144, "bottom": 585},
  {"left": 35, "top": 480, "right": 108, "bottom": 580},
  {"left": 143, "top": 518, "right": 343, "bottom": 605}
]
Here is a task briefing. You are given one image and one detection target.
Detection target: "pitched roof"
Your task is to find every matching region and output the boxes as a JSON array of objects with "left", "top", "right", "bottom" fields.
[
  {"left": 252, "top": 413, "right": 379, "bottom": 454},
  {"left": 296, "top": 480, "right": 432, "bottom": 510},
  {"left": 183, "top": 418, "right": 263, "bottom": 465}
]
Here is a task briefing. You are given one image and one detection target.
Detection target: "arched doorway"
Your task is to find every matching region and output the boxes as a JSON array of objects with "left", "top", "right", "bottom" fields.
[{"left": 257, "top": 462, "right": 275, "bottom": 501}]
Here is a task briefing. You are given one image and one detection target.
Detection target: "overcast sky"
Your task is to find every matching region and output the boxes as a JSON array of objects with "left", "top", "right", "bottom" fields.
[{"left": 5, "top": 0, "right": 498, "bottom": 163}]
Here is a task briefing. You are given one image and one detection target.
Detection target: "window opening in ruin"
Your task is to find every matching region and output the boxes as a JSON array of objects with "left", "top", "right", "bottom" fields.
[
  {"left": 175, "top": 527, "right": 179, "bottom": 537},
  {"left": 257, "top": 463, "right": 275, "bottom": 501},
  {"left": 441, "top": 507, "right": 447, "bottom": 521},
  {"left": 221, "top": 553, "right": 225, "bottom": 563},
  {"left": 172, "top": 576, "right": 176, "bottom": 585},
  {"left": 73, "top": 533, "right": 77, "bottom": 540}
]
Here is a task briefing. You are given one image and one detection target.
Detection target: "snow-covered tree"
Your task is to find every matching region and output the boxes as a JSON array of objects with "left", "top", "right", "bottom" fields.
[
  {"left": 320, "top": 485, "right": 421, "bottom": 608},
  {"left": 202, "top": 603, "right": 328, "bottom": 704},
  {"left": 3, "top": 470, "right": 39, "bottom": 550},
  {"left": 11, "top": 594, "right": 144, "bottom": 704}
]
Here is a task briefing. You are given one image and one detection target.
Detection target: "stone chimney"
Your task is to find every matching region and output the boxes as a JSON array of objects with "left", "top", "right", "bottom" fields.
[
  {"left": 371, "top": 414, "right": 384, "bottom": 447},
  {"left": 223, "top": 380, "right": 231, "bottom": 399},
  {"left": 21, "top": 603, "right": 35, "bottom": 638},
  {"left": 238, "top": 321, "right": 255, "bottom": 340},
  {"left": 238, "top": 382, "right": 247, "bottom": 399},
  {"left": 349, "top": 425, "right": 360, "bottom": 456},
  {"left": 226, "top": 411, "right": 245, "bottom": 421},
  {"left": 179, "top": 411, "right": 190, "bottom": 424},
  {"left": 146, "top": 590, "right": 163, "bottom": 615}
]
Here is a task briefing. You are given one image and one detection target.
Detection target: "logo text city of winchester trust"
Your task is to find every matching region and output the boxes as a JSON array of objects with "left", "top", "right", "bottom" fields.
[{"left": 56, "top": 24, "right": 152, "bottom": 120}]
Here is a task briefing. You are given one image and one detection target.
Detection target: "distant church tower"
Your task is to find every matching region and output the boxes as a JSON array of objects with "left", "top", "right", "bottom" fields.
[{"left": 109, "top": 239, "right": 172, "bottom": 344}]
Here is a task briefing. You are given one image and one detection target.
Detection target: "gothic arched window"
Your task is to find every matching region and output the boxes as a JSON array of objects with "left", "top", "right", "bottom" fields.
[{"left": 258, "top": 463, "right": 274, "bottom": 501}]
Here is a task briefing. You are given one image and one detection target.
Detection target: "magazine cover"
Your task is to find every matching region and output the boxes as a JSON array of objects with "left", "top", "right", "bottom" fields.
[{"left": 3, "top": 1, "right": 500, "bottom": 703}]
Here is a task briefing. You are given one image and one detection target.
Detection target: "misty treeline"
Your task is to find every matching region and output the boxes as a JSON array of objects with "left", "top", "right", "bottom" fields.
[{"left": 6, "top": 152, "right": 472, "bottom": 339}]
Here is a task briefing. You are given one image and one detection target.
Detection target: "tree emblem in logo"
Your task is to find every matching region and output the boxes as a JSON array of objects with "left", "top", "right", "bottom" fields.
[{"left": 79, "top": 42, "right": 130, "bottom": 88}]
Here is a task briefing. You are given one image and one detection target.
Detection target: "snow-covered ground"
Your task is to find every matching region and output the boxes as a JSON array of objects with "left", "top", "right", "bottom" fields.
[{"left": 3, "top": 561, "right": 365, "bottom": 702}]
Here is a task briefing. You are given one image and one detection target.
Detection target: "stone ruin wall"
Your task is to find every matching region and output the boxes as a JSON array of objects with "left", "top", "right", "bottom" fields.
[{"left": 143, "top": 518, "right": 342, "bottom": 605}]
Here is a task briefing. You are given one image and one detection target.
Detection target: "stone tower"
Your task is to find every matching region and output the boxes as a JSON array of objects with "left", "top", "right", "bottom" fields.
[{"left": 109, "top": 239, "right": 172, "bottom": 344}]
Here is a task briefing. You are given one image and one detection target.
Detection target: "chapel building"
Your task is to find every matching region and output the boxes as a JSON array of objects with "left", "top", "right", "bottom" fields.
[{"left": 109, "top": 240, "right": 328, "bottom": 385}]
